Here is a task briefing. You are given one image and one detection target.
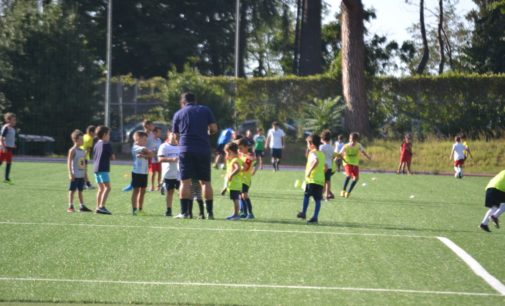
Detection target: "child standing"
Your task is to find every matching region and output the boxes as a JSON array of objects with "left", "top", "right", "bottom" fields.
[
  {"left": 93, "top": 126, "right": 115, "bottom": 215},
  {"left": 338, "top": 132, "right": 371, "bottom": 198},
  {"left": 81, "top": 125, "right": 96, "bottom": 189},
  {"left": 334, "top": 134, "right": 345, "bottom": 173},
  {"left": 479, "top": 170, "right": 505, "bottom": 232},
  {"left": 297, "top": 134, "right": 325, "bottom": 224},
  {"left": 131, "top": 131, "right": 153, "bottom": 216},
  {"left": 66, "top": 130, "right": 92, "bottom": 213},
  {"left": 397, "top": 134, "right": 413, "bottom": 175},
  {"left": 149, "top": 126, "right": 162, "bottom": 191},
  {"left": 158, "top": 130, "right": 180, "bottom": 217},
  {"left": 319, "top": 130, "right": 334, "bottom": 200},
  {"left": 253, "top": 128, "right": 266, "bottom": 170},
  {"left": 238, "top": 138, "right": 256, "bottom": 219},
  {"left": 450, "top": 136, "right": 472, "bottom": 179},
  {"left": 224, "top": 142, "right": 243, "bottom": 221},
  {"left": 0, "top": 112, "right": 16, "bottom": 184}
]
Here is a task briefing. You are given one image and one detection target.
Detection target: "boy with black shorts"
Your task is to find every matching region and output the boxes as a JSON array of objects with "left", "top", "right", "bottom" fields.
[
  {"left": 297, "top": 134, "right": 325, "bottom": 224},
  {"left": 158, "top": 130, "right": 180, "bottom": 217},
  {"left": 0, "top": 112, "right": 17, "bottom": 184},
  {"left": 224, "top": 142, "right": 242, "bottom": 221},
  {"left": 237, "top": 138, "right": 255, "bottom": 219},
  {"left": 253, "top": 128, "right": 265, "bottom": 170},
  {"left": 66, "top": 130, "right": 92, "bottom": 213},
  {"left": 131, "top": 131, "right": 153, "bottom": 216},
  {"left": 479, "top": 170, "right": 505, "bottom": 232}
]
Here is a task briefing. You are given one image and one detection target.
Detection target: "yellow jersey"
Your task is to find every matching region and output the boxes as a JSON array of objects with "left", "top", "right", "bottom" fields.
[
  {"left": 486, "top": 170, "right": 505, "bottom": 192},
  {"left": 226, "top": 157, "right": 243, "bottom": 191},
  {"left": 81, "top": 134, "right": 94, "bottom": 160},
  {"left": 341, "top": 142, "right": 363, "bottom": 166},
  {"left": 305, "top": 150, "right": 325, "bottom": 186},
  {"left": 240, "top": 152, "right": 254, "bottom": 187}
]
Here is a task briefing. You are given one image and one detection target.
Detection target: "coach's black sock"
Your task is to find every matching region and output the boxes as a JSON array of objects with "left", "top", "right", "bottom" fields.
[
  {"left": 5, "top": 163, "right": 11, "bottom": 180},
  {"left": 188, "top": 201, "right": 194, "bottom": 218},
  {"left": 180, "top": 199, "right": 189, "bottom": 215},
  {"left": 197, "top": 199, "right": 205, "bottom": 215},
  {"left": 342, "top": 177, "right": 351, "bottom": 191},
  {"left": 205, "top": 200, "right": 214, "bottom": 215},
  {"left": 348, "top": 180, "right": 358, "bottom": 193},
  {"left": 276, "top": 160, "right": 280, "bottom": 170}
]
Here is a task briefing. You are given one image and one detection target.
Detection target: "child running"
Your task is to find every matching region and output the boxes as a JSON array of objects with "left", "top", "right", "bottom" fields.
[
  {"left": 397, "top": 134, "right": 413, "bottom": 175},
  {"left": 338, "top": 132, "right": 371, "bottom": 198},
  {"left": 450, "top": 136, "right": 472, "bottom": 179},
  {"left": 237, "top": 138, "right": 256, "bottom": 219},
  {"left": 297, "top": 134, "right": 325, "bottom": 224},
  {"left": 224, "top": 142, "right": 243, "bottom": 221},
  {"left": 66, "top": 129, "right": 92, "bottom": 213},
  {"left": 158, "top": 130, "right": 179, "bottom": 217},
  {"left": 131, "top": 131, "right": 153, "bottom": 216},
  {"left": 0, "top": 112, "right": 16, "bottom": 184},
  {"left": 319, "top": 130, "right": 335, "bottom": 200},
  {"left": 479, "top": 170, "right": 505, "bottom": 232},
  {"left": 93, "top": 126, "right": 115, "bottom": 215}
]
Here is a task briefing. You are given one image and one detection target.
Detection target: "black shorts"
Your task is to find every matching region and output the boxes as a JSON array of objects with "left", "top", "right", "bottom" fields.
[
  {"left": 255, "top": 150, "right": 264, "bottom": 158},
  {"left": 216, "top": 144, "right": 226, "bottom": 155},
  {"left": 164, "top": 179, "right": 180, "bottom": 191},
  {"left": 68, "top": 178, "right": 85, "bottom": 192},
  {"left": 230, "top": 190, "right": 241, "bottom": 200},
  {"left": 242, "top": 183, "right": 250, "bottom": 193},
  {"left": 271, "top": 148, "right": 283, "bottom": 159},
  {"left": 131, "top": 172, "right": 148, "bottom": 188},
  {"left": 485, "top": 188, "right": 505, "bottom": 208},
  {"left": 304, "top": 183, "right": 323, "bottom": 201},
  {"left": 324, "top": 169, "right": 333, "bottom": 181},
  {"left": 179, "top": 152, "right": 211, "bottom": 182}
]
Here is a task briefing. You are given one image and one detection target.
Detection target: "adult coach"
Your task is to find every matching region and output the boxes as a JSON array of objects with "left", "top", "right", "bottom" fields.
[
  {"left": 265, "top": 121, "right": 285, "bottom": 171},
  {"left": 172, "top": 92, "right": 218, "bottom": 219}
]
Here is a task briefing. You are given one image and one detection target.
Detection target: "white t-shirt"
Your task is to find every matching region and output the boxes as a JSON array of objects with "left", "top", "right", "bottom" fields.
[
  {"left": 334, "top": 141, "right": 345, "bottom": 156},
  {"left": 158, "top": 143, "right": 179, "bottom": 180},
  {"left": 319, "top": 143, "right": 334, "bottom": 168},
  {"left": 132, "top": 144, "right": 149, "bottom": 175},
  {"left": 150, "top": 138, "right": 162, "bottom": 163},
  {"left": 452, "top": 143, "right": 467, "bottom": 161},
  {"left": 267, "top": 128, "right": 285, "bottom": 149}
]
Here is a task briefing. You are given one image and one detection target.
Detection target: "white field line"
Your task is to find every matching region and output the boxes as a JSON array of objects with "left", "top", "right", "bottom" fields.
[
  {"left": 0, "top": 221, "right": 434, "bottom": 239},
  {"left": 0, "top": 276, "right": 500, "bottom": 297},
  {"left": 437, "top": 237, "right": 505, "bottom": 296}
]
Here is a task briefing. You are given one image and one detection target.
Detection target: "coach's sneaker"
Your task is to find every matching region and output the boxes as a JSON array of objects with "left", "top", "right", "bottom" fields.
[
  {"left": 226, "top": 214, "right": 240, "bottom": 221},
  {"left": 207, "top": 213, "right": 214, "bottom": 220},
  {"left": 491, "top": 215, "right": 500, "bottom": 228},
  {"left": 307, "top": 217, "right": 318, "bottom": 224},
  {"left": 479, "top": 223, "right": 491, "bottom": 232},
  {"left": 297, "top": 212, "right": 306, "bottom": 220},
  {"left": 79, "top": 205, "right": 92, "bottom": 212},
  {"left": 198, "top": 213, "right": 206, "bottom": 219},
  {"left": 67, "top": 206, "right": 75, "bottom": 213},
  {"left": 174, "top": 213, "right": 188, "bottom": 219},
  {"left": 96, "top": 207, "right": 112, "bottom": 215}
]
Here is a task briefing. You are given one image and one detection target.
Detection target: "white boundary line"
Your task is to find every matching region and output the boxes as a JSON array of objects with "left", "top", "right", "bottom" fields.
[
  {"left": 0, "top": 276, "right": 500, "bottom": 297},
  {"left": 0, "top": 221, "right": 434, "bottom": 239},
  {"left": 437, "top": 237, "right": 505, "bottom": 296}
]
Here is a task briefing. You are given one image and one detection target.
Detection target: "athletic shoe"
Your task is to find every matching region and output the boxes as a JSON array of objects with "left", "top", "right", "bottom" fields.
[
  {"left": 340, "top": 190, "right": 346, "bottom": 197},
  {"left": 67, "top": 206, "right": 75, "bottom": 213},
  {"left": 165, "top": 208, "right": 172, "bottom": 217},
  {"left": 239, "top": 213, "right": 247, "bottom": 219},
  {"left": 79, "top": 205, "right": 92, "bottom": 212},
  {"left": 95, "top": 207, "right": 112, "bottom": 215},
  {"left": 3, "top": 179, "right": 13, "bottom": 185},
  {"left": 174, "top": 213, "right": 188, "bottom": 219},
  {"left": 307, "top": 217, "right": 318, "bottom": 224},
  {"left": 246, "top": 213, "right": 255, "bottom": 219},
  {"left": 207, "top": 213, "right": 214, "bottom": 220},
  {"left": 327, "top": 193, "right": 335, "bottom": 200},
  {"left": 122, "top": 184, "right": 133, "bottom": 192},
  {"left": 491, "top": 215, "right": 500, "bottom": 228},
  {"left": 220, "top": 187, "right": 227, "bottom": 196},
  {"left": 160, "top": 185, "right": 165, "bottom": 196},
  {"left": 198, "top": 213, "right": 206, "bottom": 219},
  {"left": 479, "top": 223, "right": 491, "bottom": 232},
  {"left": 345, "top": 192, "right": 350, "bottom": 198},
  {"left": 137, "top": 210, "right": 147, "bottom": 216},
  {"left": 132, "top": 209, "right": 138, "bottom": 216},
  {"left": 226, "top": 214, "right": 240, "bottom": 221},
  {"left": 297, "top": 212, "right": 306, "bottom": 220}
]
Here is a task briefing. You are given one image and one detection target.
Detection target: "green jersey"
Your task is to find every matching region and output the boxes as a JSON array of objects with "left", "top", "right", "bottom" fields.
[
  {"left": 305, "top": 150, "right": 325, "bottom": 186},
  {"left": 253, "top": 134, "right": 265, "bottom": 151},
  {"left": 486, "top": 170, "right": 505, "bottom": 192}
]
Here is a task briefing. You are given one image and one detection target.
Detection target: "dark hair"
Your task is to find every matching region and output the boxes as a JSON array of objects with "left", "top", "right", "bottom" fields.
[
  {"left": 95, "top": 126, "right": 110, "bottom": 139},
  {"left": 86, "top": 125, "right": 96, "bottom": 134},
  {"left": 134, "top": 131, "right": 148, "bottom": 139},
  {"left": 306, "top": 134, "right": 321, "bottom": 148},
  {"left": 459, "top": 133, "right": 467, "bottom": 139},
  {"left": 272, "top": 121, "right": 279, "bottom": 127},
  {"left": 181, "top": 92, "right": 196, "bottom": 103},
  {"left": 337, "top": 134, "right": 344, "bottom": 141},
  {"left": 143, "top": 120, "right": 153, "bottom": 128},
  {"left": 153, "top": 126, "right": 161, "bottom": 132},
  {"left": 350, "top": 132, "right": 360, "bottom": 141},
  {"left": 320, "top": 129, "right": 331, "bottom": 142},
  {"left": 71, "top": 129, "right": 83, "bottom": 142},
  {"left": 225, "top": 141, "right": 238, "bottom": 153},
  {"left": 455, "top": 136, "right": 461, "bottom": 142},
  {"left": 237, "top": 138, "right": 249, "bottom": 147}
]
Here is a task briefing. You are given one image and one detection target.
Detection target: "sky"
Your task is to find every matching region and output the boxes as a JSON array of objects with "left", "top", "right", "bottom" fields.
[{"left": 324, "top": 0, "right": 477, "bottom": 43}]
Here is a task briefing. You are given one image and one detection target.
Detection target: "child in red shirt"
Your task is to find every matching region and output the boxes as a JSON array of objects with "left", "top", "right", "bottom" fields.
[{"left": 397, "top": 134, "right": 413, "bottom": 175}]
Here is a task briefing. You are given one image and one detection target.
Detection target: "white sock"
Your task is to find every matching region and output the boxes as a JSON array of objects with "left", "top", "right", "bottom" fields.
[
  {"left": 482, "top": 207, "right": 497, "bottom": 225},
  {"left": 68, "top": 203, "right": 73, "bottom": 208},
  {"left": 79, "top": 203, "right": 84, "bottom": 207},
  {"left": 493, "top": 203, "right": 505, "bottom": 218}
]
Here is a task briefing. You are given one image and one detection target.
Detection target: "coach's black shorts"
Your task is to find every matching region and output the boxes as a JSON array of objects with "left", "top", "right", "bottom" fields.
[
  {"left": 271, "top": 148, "right": 283, "bottom": 159},
  {"left": 179, "top": 152, "right": 211, "bottom": 182},
  {"left": 485, "top": 188, "right": 505, "bottom": 208},
  {"left": 229, "top": 190, "right": 241, "bottom": 200},
  {"left": 164, "top": 179, "right": 180, "bottom": 191},
  {"left": 68, "top": 178, "right": 85, "bottom": 192},
  {"left": 304, "top": 183, "right": 323, "bottom": 201},
  {"left": 324, "top": 169, "right": 333, "bottom": 182},
  {"left": 131, "top": 172, "right": 148, "bottom": 188}
]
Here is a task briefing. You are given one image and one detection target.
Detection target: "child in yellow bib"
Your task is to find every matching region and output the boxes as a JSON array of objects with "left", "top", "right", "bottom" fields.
[
  {"left": 237, "top": 138, "right": 256, "bottom": 219},
  {"left": 224, "top": 142, "right": 243, "bottom": 221},
  {"left": 479, "top": 170, "right": 505, "bottom": 232},
  {"left": 297, "top": 134, "right": 325, "bottom": 224},
  {"left": 337, "top": 132, "right": 371, "bottom": 198}
]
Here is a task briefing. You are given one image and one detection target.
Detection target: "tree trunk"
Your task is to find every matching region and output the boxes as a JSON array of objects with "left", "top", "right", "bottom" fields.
[
  {"left": 416, "top": 0, "right": 429, "bottom": 74},
  {"left": 341, "top": 0, "right": 369, "bottom": 136},
  {"left": 437, "top": 0, "right": 445, "bottom": 74},
  {"left": 299, "top": 0, "right": 322, "bottom": 75},
  {"left": 293, "top": 0, "right": 303, "bottom": 74}
]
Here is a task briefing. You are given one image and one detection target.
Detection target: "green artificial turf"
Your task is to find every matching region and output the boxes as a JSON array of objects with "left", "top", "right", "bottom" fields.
[{"left": 0, "top": 162, "right": 504, "bottom": 305}]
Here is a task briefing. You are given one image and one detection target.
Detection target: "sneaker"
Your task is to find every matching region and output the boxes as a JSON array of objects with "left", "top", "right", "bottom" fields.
[
  {"left": 122, "top": 184, "right": 133, "bottom": 192},
  {"left": 174, "top": 213, "right": 188, "bottom": 219},
  {"left": 246, "top": 213, "right": 255, "bottom": 219},
  {"left": 165, "top": 208, "right": 172, "bottom": 217},
  {"left": 226, "top": 214, "right": 240, "bottom": 221},
  {"left": 79, "top": 205, "right": 92, "bottom": 212},
  {"left": 137, "top": 210, "right": 147, "bottom": 216},
  {"left": 297, "top": 212, "right": 306, "bottom": 220},
  {"left": 479, "top": 223, "right": 491, "bottom": 232},
  {"left": 198, "top": 213, "right": 206, "bottom": 219},
  {"left": 491, "top": 215, "right": 500, "bottom": 228},
  {"left": 307, "top": 217, "right": 318, "bottom": 224},
  {"left": 345, "top": 192, "right": 350, "bottom": 198},
  {"left": 67, "top": 206, "right": 75, "bottom": 213},
  {"left": 207, "top": 213, "right": 214, "bottom": 220},
  {"left": 86, "top": 184, "right": 96, "bottom": 190},
  {"left": 160, "top": 185, "right": 166, "bottom": 196},
  {"left": 327, "top": 193, "right": 335, "bottom": 200},
  {"left": 95, "top": 207, "right": 112, "bottom": 215},
  {"left": 239, "top": 213, "right": 247, "bottom": 219},
  {"left": 340, "top": 190, "right": 346, "bottom": 197},
  {"left": 132, "top": 209, "right": 138, "bottom": 216},
  {"left": 3, "top": 179, "right": 13, "bottom": 185},
  {"left": 220, "top": 187, "right": 227, "bottom": 196}
]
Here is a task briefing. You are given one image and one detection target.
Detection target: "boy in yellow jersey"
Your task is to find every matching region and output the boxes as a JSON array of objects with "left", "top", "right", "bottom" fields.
[
  {"left": 297, "top": 134, "right": 325, "bottom": 224},
  {"left": 237, "top": 138, "right": 256, "bottom": 219},
  {"left": 460, "top": 133, "right": 472, "bottom": 160},
  {"left": 337, "top": 132, "right": 371, "bottom": 198},
  {"left": 224, "top": 142, "right": 243, "bottom": 221},
  {"left": 81, "top": 125, "right": 96, "bottom": 189},
  {"left": 479, "top": 170, "right": 505, "bottom": 232}
]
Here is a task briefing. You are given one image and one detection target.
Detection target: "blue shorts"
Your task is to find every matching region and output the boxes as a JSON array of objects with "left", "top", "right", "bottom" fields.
[
  {"left": 69, "top": 178, "right": 85, "bottom": 192},
  {"left": 94, "top": 172, "right": 110, "bottom": 184},
  {"left": 179, "top": 152, "right": 211, "bottom": 182}
]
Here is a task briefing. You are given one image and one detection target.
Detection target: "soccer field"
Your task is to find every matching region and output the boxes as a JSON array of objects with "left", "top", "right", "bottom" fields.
[{"left": 0, "top": 162, "right": 504, "bottom": 305}]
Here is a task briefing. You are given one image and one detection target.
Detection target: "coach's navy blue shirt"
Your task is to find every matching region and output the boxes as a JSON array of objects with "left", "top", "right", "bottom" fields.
[{"left": 172, "top": 103, "right": 216, "bottom": 155}]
